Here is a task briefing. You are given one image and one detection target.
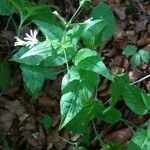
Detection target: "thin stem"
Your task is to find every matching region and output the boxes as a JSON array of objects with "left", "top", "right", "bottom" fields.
[
  {"left": 58, "top": 135, "right": 78, "bottom": 149},
  {"left": 5, "top": 12, "right": 13, "bottom": 30},
  {"left": 94, "top": 84, "right": 98, "bottom": 99},
  {"left": 63, "top": 48, "right": 70, "bottom": 75},
  {"left": 56, "top": 68, "right": 67, "bottom": 74},
  {"left": 17, "top": 20, "right": 24, "bottom": 35},
  {"left": 131, "top": 74, "right": 150, "bottom": 85},
  {"left": 53, "top": 11, "right": 67, "bottom": 26},
  {"left": 66, "top": 5, "right": 82, "bottom": 28},
  {"left": 92, "top": 121, "right": 104, "bottom": 146},
  {"left": 121, "top": 119, "right": 135, "bottom": 134}
]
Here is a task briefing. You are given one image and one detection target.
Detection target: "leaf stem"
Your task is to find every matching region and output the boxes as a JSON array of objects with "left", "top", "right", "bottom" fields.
[
  {"left": 66, "top": 5, "right": 82, "bottom": 28},
  {"left": 92, "top": 121, "right": 104, "bottom": 146},
  {"left": 121, "top": 119, "right": 135, "bottom": 134},
  {"left": 63, "top": 48, "right": 70, "bottom": 75},
  {"left": 58, "top": 135, "right": 78, "bottom": 149},
  {"left": 131, "top": 74, "right": 150, "bottom": 85}
]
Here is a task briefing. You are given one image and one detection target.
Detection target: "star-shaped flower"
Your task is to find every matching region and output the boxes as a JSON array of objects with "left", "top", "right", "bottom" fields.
[{"left": 14, "top": 29, "right": 39, "bottom": 48}]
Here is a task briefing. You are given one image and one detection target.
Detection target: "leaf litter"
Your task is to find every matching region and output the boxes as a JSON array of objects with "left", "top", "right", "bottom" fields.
[{"left": 0, "top": 0, "right": 150, "bottom": 149}]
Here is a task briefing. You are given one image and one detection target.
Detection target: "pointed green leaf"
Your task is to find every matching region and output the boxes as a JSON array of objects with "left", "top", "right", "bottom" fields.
[
  {"left": 74, "top": 48, "right": 112, "bottom": 80},
  {"left": 123, "top": 85, "right": 147, "bottom": 115},
  {"left": 20, "top": 40, "right": 53, "bottom": 59},
  {"left": 62, "top": 66, "right": 99, "bottom": 94},
  {"left": 100, "top": 107, "right": 122, "bottom": 124},
  {"left": 66, "top": 100, "right": 104, "bottom": 133},
  {"left": 60, "top": 80, "right": 87, "bottom": 128},
  {"left": 110, "top": 74, "right": 129, "bottom": 106},
  {"left": 82, "top": 19, "right": 106, "bottom": 49},
  {"left": 91, "top": 3, "right": 115, "bottom": 42},
  {"left": 34, "top": 20, "right": 64, "bottom": 40},
  {"left": 128, "top": 128, "right": 150, "bottom": 150},
  {"left": 141, "top": 93, "right": 150, "bottom": 111},
  {"left": 0, "top": 0, "right": 14, "bottom": 16},
  {"left": 20, "top": 64, "right": 56, "bottom": 96}
]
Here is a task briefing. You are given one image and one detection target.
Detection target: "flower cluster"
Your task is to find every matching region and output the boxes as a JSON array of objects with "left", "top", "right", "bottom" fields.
[{"left": 14, "top": 30, "right": 39, "bottom": 48}]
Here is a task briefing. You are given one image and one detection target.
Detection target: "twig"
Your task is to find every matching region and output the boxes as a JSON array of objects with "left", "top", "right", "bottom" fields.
[
  {"left": 92, "top": 121, "right": 104, "bottom": 146},
  {"left": 58, "top": 135, "right": 78, "bottom": 150},
  {"left": 121, "top": 119, "right": 135, "bottom": 134},
  {"left": 5, "top": 12, "right": 13, "bottom": 30},
  {"left": 131, "top": 74, "right": 150, "bottom": 85}
]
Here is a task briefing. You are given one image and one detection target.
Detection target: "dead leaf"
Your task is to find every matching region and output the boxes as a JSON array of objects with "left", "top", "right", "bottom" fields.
[
  {"left": 104, "top": 128, "right": 132, "bottom": 144},
  {"left": 135, "top": 15, "right": 148, "bottom": 32},
  {"left": 128, "top": 69, "right": 142, "bottom": 82},
  {"left": 112, "top": 5, "right": 126, "bottom": 20},
  {"left": 0, "top": 109, "right": 16, "bottom": 132},
  {"left": 111, "top": 66, "right": 124, "bottom": 75}
]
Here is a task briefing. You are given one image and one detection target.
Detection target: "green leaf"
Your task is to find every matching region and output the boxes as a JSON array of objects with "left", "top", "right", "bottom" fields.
[
  {"left": 128, "top": 128, "right": 150, "bottom": 150},
  {"left": 130, "top": 53, "right": 141, "bottom": 67},
  {"left": 11, "top": 41, "right": 71, "bottom": 67},
  {"left": 41, "top": 115, "right": 53, "bottom": 133},
  {"left": 138, "top": 50, "right": 150, "bottom": 63},
  {"left": 60, "top": 69, "right": 99, "bottom": 128},
  {"left": 20, "top": 40, "right": 53, "bottom": 60},
  {"left": 20, "top": 64, "right": 56, "bottom": 96},
  {"left": 74, "top": 48, "right": 112, "bottom": 80},
  {"left": 82, "top": 19, "right": 106, "bottom": 49},
  {"left": 141, "top": 93, "right": 150, "bottom": 111},
  {"left": 34, "top": 20, "right": 64, "bottom": 40},
  {"left": 0, "top": 60, "right": 11, "bottom": 90},
  {"left": 66, "top": 100, "right": 104, "bottom": 133},
  {"left": 62, "top": 66, "right": 99, "bottom": 95},
  {"left": 123, "top": 85, "right": 147, "bottom": 115},
  {"left": 91, "top": 3, "right": 115, "bottom": 42},
  {"left": 122, "top": 45, "right": 137, "bottom": 57},
  {"left": 8, "top": 0, "right": 26, "bottom": 20},
  {"left": 0, "top": 0, "right": 14, "bottom": 16},
  {"left": 100, "top": 107, "right": 122, "bottom": 124},
  {"left": 67, "top": 24, "right": 85, "bottom": 40},
  {"left": 102, "top": 143, "right": 126, "bottom": 150},
  {"left": 25, "top": 4, "right": 55, "bottom": 23},
  {"left": 110, "top": 74, "right": 129, "bottom": 106},
  {"left": 11, "top": 47, "right": 47, "bottom": 65},
  {"left": 9, "top": 0, "right": 55, "bottom": 26}
]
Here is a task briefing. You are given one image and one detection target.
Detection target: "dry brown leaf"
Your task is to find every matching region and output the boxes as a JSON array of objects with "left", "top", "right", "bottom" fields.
[
  {"left": 4, "top": 100, "right": 26, "bottom": 116},
  {"left": 128, "top": 69, "right": 142, "bottom": 82},
  {"left": 0, "top": 109, "right": 16, "bottom": 131},
  {"left": 112, "top": 5, "right": 126, "bottom": 20},
  {"left": 104, "top": 128, "right": 132, "bottom": 144}
]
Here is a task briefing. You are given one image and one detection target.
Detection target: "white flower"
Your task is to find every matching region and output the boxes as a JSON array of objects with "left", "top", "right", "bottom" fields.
[
  {"left": 14, "top": 37, "right": 26, "bottom": 47},
  {"left": 14, "top": 29, "right": 39, "bottom": 48},
  {"left": 84, "top": 17, "right": 93, "bottom": 24}
]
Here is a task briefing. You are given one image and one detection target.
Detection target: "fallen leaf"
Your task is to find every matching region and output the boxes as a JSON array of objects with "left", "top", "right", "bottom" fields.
[
  {"left": 0, "top": 109, "right": 16, "bottom": 131},
  {"left": 104, "top": 128, "right": 132, "bottom": 144}
]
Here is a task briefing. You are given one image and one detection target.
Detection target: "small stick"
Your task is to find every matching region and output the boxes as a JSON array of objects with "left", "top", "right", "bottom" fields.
[{"left": 131, "top": 74, "right": 150, "bottom": 85}]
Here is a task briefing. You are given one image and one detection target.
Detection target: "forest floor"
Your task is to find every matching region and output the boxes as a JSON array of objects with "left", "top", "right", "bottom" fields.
[{"left": 0, "top": 0, "right": 150, "bottom": 149}]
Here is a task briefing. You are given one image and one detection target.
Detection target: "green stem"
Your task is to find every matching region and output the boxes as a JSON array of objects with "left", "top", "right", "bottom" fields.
[
  {"left": 58, "top": 135, "right": 78, "bottom": 149},
  {"left": 63, "top": 48, "right": 70, "bottom": 75},
  {"left": 121, "top": 119, "right": 135, "bottom": 134},
  {"left": 66, "top": 5, "right": 82, "bottom": 28},
  {"left": 17, "top": 20, "right": 24, "bottom": 35},
  {"left": 53, "top": 11, "right": 67, "bottom": 26},
  {"left": 92, "top": 121, "right": 104, "bottom": 146}
]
